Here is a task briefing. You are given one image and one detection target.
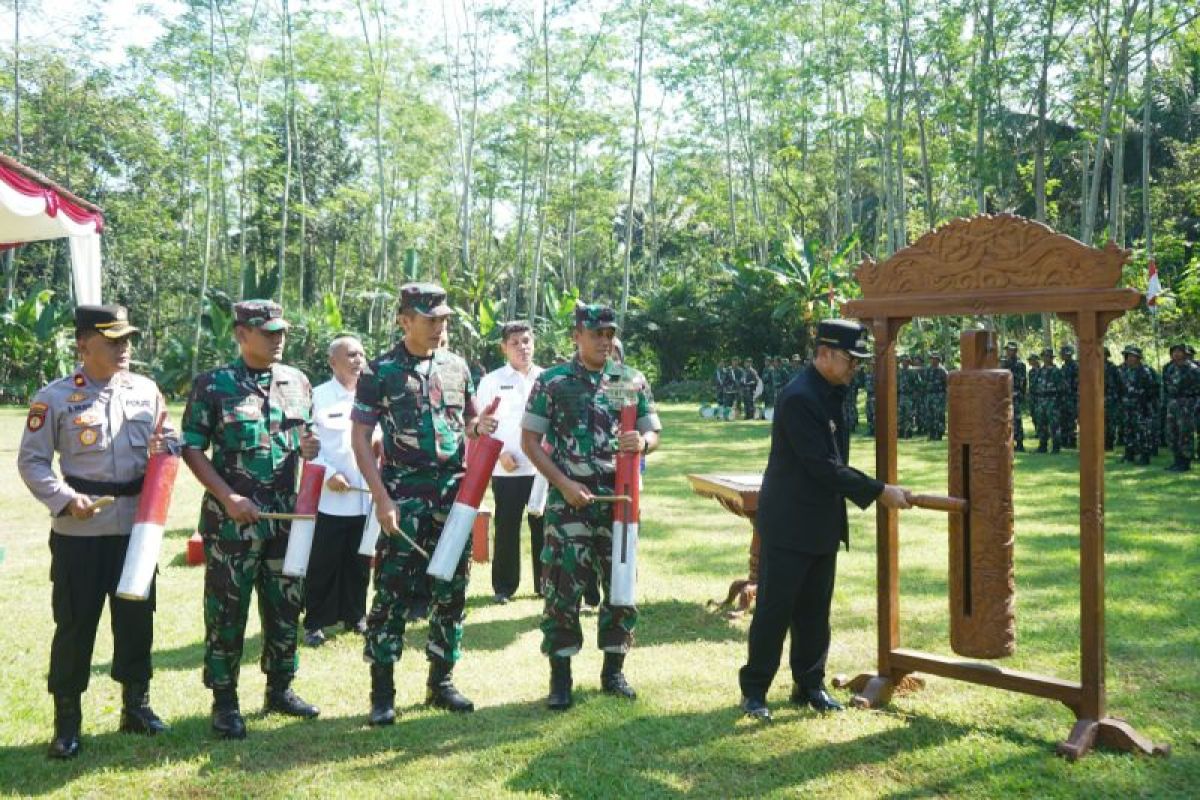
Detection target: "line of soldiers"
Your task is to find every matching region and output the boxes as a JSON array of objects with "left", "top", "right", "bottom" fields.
[
  {"left": 1002, "top": 341, "right": 1200, "bottom": 469},
  {"left": 712, "top": 355, "right": 803, "bottom": 420},
  {"left": 894, "top": 353, "right": 949, "bottom": 440},
  {"left": 18, "top": 290, "right": 661, "bottom": 759}
]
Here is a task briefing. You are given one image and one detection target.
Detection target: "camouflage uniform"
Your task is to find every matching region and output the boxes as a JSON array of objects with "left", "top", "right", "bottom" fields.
[
  {"left": 1060, "top": 346, "right": 1079, "bottom": 448},
  {"left": 761, "top": 358, "right": 777, "bottom": 410},
  {"left": 861, "top": 365, "right": 876, "bottom": 436},
  {"left": 1118, "top": 346, "right": 1157, "bottom": 464},
  {"left": 182, "top": 353, "right": 313, "bottom": 693},
  {"left": 1103, "top": 350, "right": 1121, "bottom": 450},
  {"left": 897, "top": 357, "right": 918, "bottom": 439},
  {"left": 923, "top": 357, "right": 948, "bottom": 440},
  {"left": 1163, "top": 345, "right": 1200, "bottom": 471},
  {"left": 353, "top": 340, "right": 476, "bottom": 667},
  {"left": 522, "top": 351, "right": 661, "bottom": 659},
  {"left": 842, "top": 370, "right": 859, "bottom": 433},
  {"left": 1033, "top": 350, "right": 1064, "bottom": 452},
  {"left": 1002, "top": 345, "right": 1027, "bottom": 451},
  {"left": 1027, "top": 356, "right": 1043, "bottom": 434},
  {"left": 741, "top": 361, "right": 760, "bottom": 420}
]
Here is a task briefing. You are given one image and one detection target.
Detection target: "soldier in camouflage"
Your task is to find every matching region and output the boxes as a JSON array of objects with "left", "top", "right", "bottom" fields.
[
  {"left": 1032, "top": 347, "right": 1065, "bottom": 453},
  {"left": 741, "top": 358, "right": 761, "bottom": 420},
  {"left": 713, "top": 361, "right": 728, "bottom": 416},
  {"left": 1026, "top": 353, "right": 1043, "bottom": 436},
  {"left": 181, "top": 300, "right": 322, "bottom": 740},
  {"left": 1118, "top": 345, "right": 1157, "bottom": 465},
  {"left": 897, "top": 354, "right": 917, "bottom": 439},
  {"left": 521, "top": 303, "right": 662, "bottom": 711},
  {"left": 761, "top": 357, "right": 778, "bottom": 412},
  {"left": 1060, "top": 345, "right": 1079, "bottom": 448},
  {"left": 1103, "top": 347, "right": 1121, "bottom": 451},
  {"left": 861, "top": 363, "right": 876, "bottom": 436},
  {"left": 1163, "top": 343, "right": 1200, "bottom": 472},
  {"left": 1001, "top": 342, "right": 1027, "bottom": 452},
  {"left": 923, "top": 353, "right": 948, "bottom": 440},
  {"left": 351, "top": 283, "right": 499, "bottom": 725},
  {"left": 842, "top": 366, "right": 860, "bottom": 433}
]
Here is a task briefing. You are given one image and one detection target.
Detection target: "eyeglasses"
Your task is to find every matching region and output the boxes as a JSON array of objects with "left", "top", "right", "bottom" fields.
[{"left": 832, "top": 350, "right": 860, "bottom": 367}]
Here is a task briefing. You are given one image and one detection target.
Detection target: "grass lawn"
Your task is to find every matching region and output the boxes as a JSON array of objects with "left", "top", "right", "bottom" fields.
[{"left": 0, "top": 402, "right": 1196, "bottom": 798}]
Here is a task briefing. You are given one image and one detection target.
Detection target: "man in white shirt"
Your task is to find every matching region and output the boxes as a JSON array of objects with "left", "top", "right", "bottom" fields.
[
  {"left": 476, "top": 321, "right": 545, "bottom": 604},
  {"left": 303, "top": 335, "right": 373, "bottom": 646}
]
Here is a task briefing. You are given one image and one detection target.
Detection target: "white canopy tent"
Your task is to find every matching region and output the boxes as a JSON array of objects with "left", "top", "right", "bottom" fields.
[{"left": 0, "top": 153, "right": 104, "bottom": 304}]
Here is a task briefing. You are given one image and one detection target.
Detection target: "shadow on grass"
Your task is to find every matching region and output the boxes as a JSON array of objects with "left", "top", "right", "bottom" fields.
[{"left": 91, "top": 634, "right": 262, "bottom": 677}]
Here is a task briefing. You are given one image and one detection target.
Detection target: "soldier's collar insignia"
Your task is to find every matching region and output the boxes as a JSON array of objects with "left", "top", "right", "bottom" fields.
[{"left": 73, "top": 374, "right": 86, "bottom": 387}]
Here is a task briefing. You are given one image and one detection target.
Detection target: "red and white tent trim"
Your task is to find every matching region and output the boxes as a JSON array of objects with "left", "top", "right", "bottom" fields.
[{"left": 0, "top": 153, "right": 104, "bottom": 304}]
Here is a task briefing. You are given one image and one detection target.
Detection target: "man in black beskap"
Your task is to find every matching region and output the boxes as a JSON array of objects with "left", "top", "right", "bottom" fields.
[{"left": 738, "top": 319, "right": 913, "bottom": 721}]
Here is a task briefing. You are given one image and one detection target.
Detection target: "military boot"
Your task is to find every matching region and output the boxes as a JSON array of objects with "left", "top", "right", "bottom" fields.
[
  {"left": 264, "top": 675, "right": 319, "bottom": 718},
  {"left": 47, "top": 694, "right": 82, "bottom": 759},
  {"left": 210, "top": 687, "right": 246, "bottom": 740},
  {"left": 1138, "top": 454, "right": 1151, "bottom": 466},
  {"left": 1121, "top": 447, "right": 1135, "bottom": 463},
  {"left": 425, "top": 658, "right": 474, "bottom": 713},
  {"left": 369, "top": 662, "right": 396, "bottom": 726},
  {"left": 119, "top": 682, "right": 168, "bottom": 735},
  {"left": 1180, "top": 458, "right": 1192, "bottom": 472},
  {"left": 600, "top": 652, "right": 637, "bottom": 699},
  {"left": 547, "top": 656, "right": 573, "bottom": 711}
]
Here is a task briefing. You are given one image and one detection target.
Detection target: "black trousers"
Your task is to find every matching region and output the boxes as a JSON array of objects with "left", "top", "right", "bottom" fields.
[
  {"left": 303, "top": 512, "right": 371, "bottom": 631},
  {"left": 490, "top": 475, "right": 546, "bottom": 598},
  {"left": 48, "top": 532, "right": 155, "bottom": 696},
  {"left": 739, "top": 545, "right": 837, "bottom": 700}
]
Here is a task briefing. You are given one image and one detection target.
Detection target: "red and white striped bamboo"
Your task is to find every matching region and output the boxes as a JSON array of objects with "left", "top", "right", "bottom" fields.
[
  {"left": 282, "top": 460, "right": 327, "bottom": 577},
  {"left": 610, "top": 403, "right": 640, "bottom": 607}
]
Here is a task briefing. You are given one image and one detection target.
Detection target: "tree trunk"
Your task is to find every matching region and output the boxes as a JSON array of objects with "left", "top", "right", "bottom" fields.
[
  {"left": 191, "top": 1, "right": 218, "bottom": 376},
  {"left": 1142, "top": 0, "right": 1154, "bottom": 259},
  {"left": 620, "top": 2, "right": 647, "bottom": 326},
  {"left": 357, "top": 0, "right": 389, "bottom": 335},
  {"left": 718, "top": 64, "right": 738, "bottom": 252},
  {"left": 974, "top": 0, "right": 995, "bottom": 213}
]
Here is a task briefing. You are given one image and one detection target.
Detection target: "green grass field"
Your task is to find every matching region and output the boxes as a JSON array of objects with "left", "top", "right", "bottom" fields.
[{"left": 0, "top": 403, "right": 1196, "bottom": 798}]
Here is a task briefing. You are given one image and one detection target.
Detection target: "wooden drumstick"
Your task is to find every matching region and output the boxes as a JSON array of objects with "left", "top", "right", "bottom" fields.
[{"left": 909, "top": 494, "right": 968, "bottom": 513}]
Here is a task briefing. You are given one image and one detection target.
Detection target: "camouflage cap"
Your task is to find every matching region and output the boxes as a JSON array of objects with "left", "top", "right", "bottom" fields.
[
  {"left": 1060, "top": 344, "right": 1075, "bottom": 355},
  {"left": 1004, "top": 341, "right": 1019, "bottom": 350},
  {"left": 1122, "top": 344, "right": 1142, "bottom": 358},
  {"left": 929, "top": 352, "right": 943, "bottom": 360},
  {"left": 1187, "top": 345, "right": 1196, "bottom": 357},
  {"left": 399, "top": 282, "right": 453, "bottom": 317},
  {"left": 1169, "top": 342, "right": 1188, "bottom": 355},
  {"left": 234, "top": 299, "right": 289, "bottom": 331},
  {"left": 575, "top": 302, "right": 618, "bottom": 330},
  {"left": 75, "top": 304, "right": 139, "bottom": 339},
  {"left": 1041, "top": 347, "right": 1054, "bottom": 357},
  {"left": 1028, "top": 353, "right": 1042, "bottom": 363}
]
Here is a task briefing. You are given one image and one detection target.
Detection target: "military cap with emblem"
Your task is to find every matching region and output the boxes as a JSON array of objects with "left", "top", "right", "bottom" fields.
[
  {"left": 398, "top": 282, "right": 454, "bottom": 317},
  {"left": 575, "top": 302, "right": 619, "bottom": 330},
  {"left": 815, "top": 319, "right": 871, "bottom": 358},
  {"left": 233, "top": 299, "right": 290, "bottom": 331},
  {"left": 1122, "top": 344, "right": 1143, "bottom": 357},
  {"left": 75, "top": 305, "right": 139, "bottom": 339}
]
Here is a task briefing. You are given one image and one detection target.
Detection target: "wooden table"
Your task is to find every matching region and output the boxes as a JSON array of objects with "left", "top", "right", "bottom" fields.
[{"left": 686, "top": 473, "right": 763, "bottom": 614}]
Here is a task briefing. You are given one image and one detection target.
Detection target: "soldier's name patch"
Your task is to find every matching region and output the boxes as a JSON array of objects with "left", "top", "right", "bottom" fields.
[
  {"left": 67, "top": 392, "right": 87, "bottom": 402},
  {"left": 79, "top": 428, "right": 99, "bottom": 446}
]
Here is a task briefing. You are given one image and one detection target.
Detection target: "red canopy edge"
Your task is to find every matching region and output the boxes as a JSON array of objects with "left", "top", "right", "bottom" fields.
[{"left": 0, "top": 153, "right": 104, "bottom": 233}]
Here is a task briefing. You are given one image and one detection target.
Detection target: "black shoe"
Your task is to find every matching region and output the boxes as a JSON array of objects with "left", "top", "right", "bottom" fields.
[
  {"left": 493, "top": 594, "right": 510, "bottom": 605},
  {"left": 47, "top": 694, "right": 82, "bottom": 759},
  {"left": 740, "top": 696, "right": 771, "bottom": 721},
  {"left": 600, "top": 652, "right": 637, "bottom": 700},
  {"left": 211, "top": 689, "right": 246, "bottom": 740},
  {"left": 368, "top": 663, "right": 396, "bottom": 726},
  {"left": 1014, "top": 442, "right": 1025, "bottom": 452},
  {"left": 1138, "top": 455, "right": 1150, "bottom": 466},
  {"left": 547, "top": 656, "right": 573, "bottom": 711},
  {"left": 791, "top": 685, "right": 845, "bottom": 712},
  {"left": 1036, "top": 444, "right": 1048, "bottom": 453},
  {"left": 426, "top": 658, "right": 474, "bottom": 713},
  {"left": 1051, "top": 445, "right": 1061, "bottom": 454},
  {"left": 346, "top": 618, "right": 368, "bottom": 636},
  {"left": 304, "top": 628, "right": 326, "bottom": 647},
  {"left": 119, "top": 682, "right": 168, "bottom": 735},
  {"left": 265, "top": 683, "right": 320, "bottom": 719}
]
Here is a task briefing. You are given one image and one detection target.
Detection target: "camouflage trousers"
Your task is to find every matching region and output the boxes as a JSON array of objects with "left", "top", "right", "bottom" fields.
[
  {"left": 923, "top": 394, "right": 946, "bottom": 440},
  {"left": 741, "top": 390, "right": 757, "bottom": 420},
  {"left": 843, "top": 392, "right": 859, "bottom": 432},
  {"left": 1104, "top": 396, "right": 1119, "bottom": 447},
  {"left": 865, "top": 394, "right": 875, "bottom": 435},
  {"left": 897, "top": 395, "right": 917, "bottom": 438},
  {"left": 1166, "top": 399, "right": 1197, "bottom": 461},
  {"left": 1012, "top": 395, "right": 1025, "bottom": 445},
  {"left": 1033, "top": 395, "right": 1063, "bottom": 447},
  {"left": 364, "top": 483, "right": 471, "bottom": 666},
  {"left": 203, "top": 535, "right": 304, "bottom": 690},
  {"left": 1121, "top": 401, "right": 1154, "bottom": 458},
  {"left": 541, "top": 487, "right": 637, "bottom": 657}
]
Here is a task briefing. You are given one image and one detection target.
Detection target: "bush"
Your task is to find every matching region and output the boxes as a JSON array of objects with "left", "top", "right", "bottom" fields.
[{"left": 654, "top": 379, "right": 711, "bottom": 403}]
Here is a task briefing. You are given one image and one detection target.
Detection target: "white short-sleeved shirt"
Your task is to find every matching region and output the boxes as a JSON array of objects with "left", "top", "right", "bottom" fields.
[
  {"left": 312, "top": 378, "right": 372, "bottom": 516},
  {"left": 476, "top": 362, "right": 543, "bottom": 478}
]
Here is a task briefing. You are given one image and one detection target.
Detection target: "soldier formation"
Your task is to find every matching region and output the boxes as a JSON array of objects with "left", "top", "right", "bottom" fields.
[
  {"left": 17, "top": 289, "right": 663, "bottom": 759},
  {"left": 711, "top": 355, "right": 801, "bottom": 420}
]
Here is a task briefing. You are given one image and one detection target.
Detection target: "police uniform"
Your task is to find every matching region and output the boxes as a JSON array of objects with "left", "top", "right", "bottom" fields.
[
  {"left": 180, "top": 299, "right": 319, "bottom": 739},
  {"left": 738, "top": 320, "right": 884, "bottom": 720},
  {"left": 522, "top": 303, "right": 662, "bottom": 709},
  {"left": 17, "top": 305, "right": 171, "bottom": 758},
  {"left": 353, "top": 283, "right": 478, "bottom": 722}
]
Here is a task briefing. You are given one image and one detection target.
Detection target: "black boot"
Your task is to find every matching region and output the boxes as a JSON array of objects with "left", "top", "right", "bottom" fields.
[
  {"left": 1138, "top": 454, "right": 1151, "bottom": 466},
  {"left": 369, "top": 663, "right": 396, "bottom": 726},
  {"left": 547, "top": 656, "right": 573, "bottom": 711},
  {"left": 1121, "top": 448, "right": 1134, "bottom": 463},
  {"left": 1014, "top": 441, "right": 1025, "bottom": 453},
  {"left": 47, "top": 694, "right": 82, "bottom": 759},
  {"left": 119, "top": 682, "right": 167, "bottom": 735},
  {"left": 1180, "top": 459, "right": 1192, "bottom": 472},
  {"left": 425, "top": 658, "right": 474, "bottom": 713},
  {"left": 211, "top": 687, "right": 246, "bottom": 740},
  {"left": 265, "top": 675, "right": 319, "bottom": 718},
  {"left": 600, "top": 652, "right": 637, "bottom": 699}
]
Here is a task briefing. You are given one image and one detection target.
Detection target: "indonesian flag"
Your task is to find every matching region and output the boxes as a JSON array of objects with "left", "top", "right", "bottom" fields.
[{"left": 1147, "top": 259, "right": 1163, "bottom": 306}]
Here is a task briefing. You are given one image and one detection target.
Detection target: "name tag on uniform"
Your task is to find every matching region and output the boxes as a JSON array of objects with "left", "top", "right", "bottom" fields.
[{"left": 500, "top": 384, "right": 515, "bottom": 390}]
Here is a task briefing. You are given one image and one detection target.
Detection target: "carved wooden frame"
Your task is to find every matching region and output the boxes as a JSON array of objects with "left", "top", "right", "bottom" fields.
[{"left": 837, "top": 214, "right": 1168, "bottom": 760}]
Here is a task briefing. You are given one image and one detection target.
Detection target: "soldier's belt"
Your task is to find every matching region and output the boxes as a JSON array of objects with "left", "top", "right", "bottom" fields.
[{"left": 65, "top": 474, "right": 145, "bottom": 497}]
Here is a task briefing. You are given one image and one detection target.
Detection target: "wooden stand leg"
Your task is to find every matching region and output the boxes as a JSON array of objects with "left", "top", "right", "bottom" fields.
[
  {"left": 833, "top": 672, "right": 926, "bottom": 709},
  {"left": 1057, "top": 717, "right": 1170, "bottom": 761},
  {"left": 710, "top": 526, "right": 760, "bottom": 616}
]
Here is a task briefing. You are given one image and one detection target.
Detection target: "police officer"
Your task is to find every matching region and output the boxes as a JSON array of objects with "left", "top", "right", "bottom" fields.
[
  {"left": 738, "top": 320, "right": 913, "bottom": 721},
  {"left": 18, "top": 305, "right": 173, "bottom": 758},
  {"left": 1163, "top": 343, "right": 1200, "bottom": 472},
  {"left": 181, "top": 299, "right": 322, "bottom": 739},
  {"left": 923, "top": 353, "right": 948, "bottom": 440},
  {"left": 1060, "top": 345, "right": 1079, "bottom": 448},
  {"left": 1118, "top": 345, "right": 1157, "bottom": 465},
  {"left": 521, "top": 303, "right": 662, "bottom": 711},
  {"left": 352, "top": 283, "right": 500, "bottom": 725},
  {"left": 1001, "top": 342, "right": 1027, "bottom": 452}
]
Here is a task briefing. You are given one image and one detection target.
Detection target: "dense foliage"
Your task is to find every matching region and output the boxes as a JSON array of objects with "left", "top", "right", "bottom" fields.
[{"left": 2, "top": 0, "right": 1199, "bottom": 398}]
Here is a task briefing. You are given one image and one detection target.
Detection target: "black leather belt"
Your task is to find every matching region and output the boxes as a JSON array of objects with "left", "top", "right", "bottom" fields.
[{"left": 65, "top": 474, "right": 145, "bottom": 497}]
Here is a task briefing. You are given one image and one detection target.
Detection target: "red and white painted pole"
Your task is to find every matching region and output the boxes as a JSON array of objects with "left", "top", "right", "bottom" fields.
[
  {"left": 117, "top": 414, "right": 180, "bottom": 600},
  {"left": 282, "top": 460, "right": 327, "bottom": 577},
  {"left": 427, "top": 397, "right": 501, "bottom": 580},
  {"left": 609, "top": 403, "right": 640, "bottom": 607}
]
